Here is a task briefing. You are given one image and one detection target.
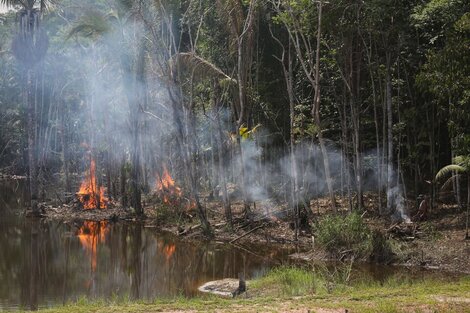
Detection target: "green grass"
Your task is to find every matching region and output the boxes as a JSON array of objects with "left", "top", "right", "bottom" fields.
[
  {"left": 314, "top": 212, "right": 373, "bottom": 258},
  {"left": 11, "top": 268, "right": 470, "bottom": 313}
]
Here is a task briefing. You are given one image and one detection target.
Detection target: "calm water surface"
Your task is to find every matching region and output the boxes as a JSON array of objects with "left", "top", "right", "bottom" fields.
[{"left": 0, "top": 180, "right": 295, "bottom": 310}]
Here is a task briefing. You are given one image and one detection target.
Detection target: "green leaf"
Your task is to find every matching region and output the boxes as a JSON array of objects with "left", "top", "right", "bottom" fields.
[{"left": 436, "top": 164, "right": 467, "bottom": 181}]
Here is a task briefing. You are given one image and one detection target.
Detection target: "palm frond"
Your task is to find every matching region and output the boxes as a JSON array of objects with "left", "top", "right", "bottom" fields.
[
  {"left": 171, "top": 52, "right": 236, "bottom": 83},
  {"left": 1, "top": 0, "right": 53, "bottom": 10},
  {"left": 66, "top": 11, "right": 110, "bottom": 40},
  {"left": 40, "top": 0, "right": 55, "bottom": 12},
  {"left": 440, "top": 174, "right": 462, "bottom": 191},
  {"left": 436, "top": 164, "right": 467, "bottom": 181},
  {"left": 116, "top": 0, "right": 134, "bottom": 11},
  {"left": 453, "top": 155, "right": 470, "bottom": 167},
  {"left": 1, "top": 0, "right": 20, "bottom": 7}
]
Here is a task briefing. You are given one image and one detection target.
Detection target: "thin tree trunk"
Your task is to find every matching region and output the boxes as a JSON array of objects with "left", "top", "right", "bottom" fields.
[
  {"left": 312, "top": 2, "right": 336, "bottom": 212},
  {"left": 29, "top": 222, "right": 39, "bottom": 311},
  {"left": 120, "top": 156, "right": 128, "bottom": 208},
  {"left": 285, "top": 42, "right": 299, "bottom": 240},
  {"left": 466, "top": 173, "right": 469, "bottom": 239},
  {"left": 26, "top": 69, "right": 39, "bottom": 215},
  {"left": 214, "top": 81, "right": 232, "bottom": 228},
  {"left": 386, "top": 56, "right": 394, "bottom": 213},
  {"left": 59, "top": 99, "right": 70, "bottom": 194}
]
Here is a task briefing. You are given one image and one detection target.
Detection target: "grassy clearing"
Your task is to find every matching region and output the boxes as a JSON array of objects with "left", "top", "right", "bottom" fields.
[{"left": 17, "top": 267, "right": 470, "bottom": 313}]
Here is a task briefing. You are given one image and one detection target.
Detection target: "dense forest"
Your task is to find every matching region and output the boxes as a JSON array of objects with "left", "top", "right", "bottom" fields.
[
  {"left": 0, "top": 0, "right": 469, "bottom": 234},
  {"left": 1, "top": 1, "right": 470, "bottom": 312}
]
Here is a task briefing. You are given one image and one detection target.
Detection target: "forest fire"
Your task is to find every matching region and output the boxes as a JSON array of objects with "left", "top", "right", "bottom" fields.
[
  {"left": 77, "top": 158, "right": 108, "bottom": 209},
  {"left": 164, "top": 244, "right": 176, "bottom": 261},
  {"left": 156, "top": 165, "right": 182, "bottom": 205},
  {"left": 77, "top": 221, "right": 108, "bottom": 271}
]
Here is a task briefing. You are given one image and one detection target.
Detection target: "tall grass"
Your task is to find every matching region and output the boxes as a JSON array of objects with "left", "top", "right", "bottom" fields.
[
  {"left": 314, "top": 212, "right": 373, "bottom": 258},
  {"left": 251, "top": 265, "right": 355, "bottom": 296}
]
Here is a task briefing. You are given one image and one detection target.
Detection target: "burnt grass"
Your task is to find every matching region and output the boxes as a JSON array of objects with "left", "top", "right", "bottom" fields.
[{"left": 40, "top": 191, "right": 470, "bottom": 274}]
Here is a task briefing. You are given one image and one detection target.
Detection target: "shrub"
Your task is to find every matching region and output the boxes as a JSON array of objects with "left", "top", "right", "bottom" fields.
[
  {"left": 370, "top": 230, "right": 395, "bottom": 264},
  {"left": 314, "top": 212, "right": 372, "bottom": 258}
]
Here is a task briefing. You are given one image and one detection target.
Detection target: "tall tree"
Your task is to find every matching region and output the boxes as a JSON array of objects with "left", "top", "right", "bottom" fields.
[
  {"left": 271, "top": 0, "right": 337, "bottom": 211},
  {"left": 3, "top": 0, "right": 50, "bottom": 215}
]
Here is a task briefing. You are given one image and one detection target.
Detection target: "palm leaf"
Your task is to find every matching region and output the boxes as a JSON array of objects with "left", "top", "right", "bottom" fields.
[
  {"left": 116, "top": 0, "right": 134, "bottom": 11},
  {"left": 0, "top": 0, "right": 20, "bottom": 7},
  {"left": 453, "top": 155, "right": 470, "bottom": 167},
  {"left": 1, "top": 0, "right": 53, "bottom": 10},
  {"left": 436, "top": 164, "right": 467, "bottom": 181},
  {"left": 440, "top": 174, "right": 462, "bottom": 191},
  {"left": 171, "top": 52, "right": 236, "bottom": 83},
  {"left": 66, "top": 11, "right": 111, "bottom": 40}
]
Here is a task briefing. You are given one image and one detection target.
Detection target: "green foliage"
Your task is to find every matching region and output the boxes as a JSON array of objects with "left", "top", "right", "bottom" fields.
[
  {"left": 66, "top": 11, "right": 111, "bottom": 40},
  {"left": 414, "top": 1, "right": 470, "bottom": 156},
  {"left": 420, "top": 221, "right": 443, "bottom": 241},
  {"left": 369, "top": 230, "right": 395, "bottom": 264},
  {"left": 252, "top": 266, "right": 317, "bottom": 296},
  {"left": 314, "top": 212, "right": 372, "bottom": 258},
  {"left": 1, "top": 0, "right": 54, "bottom": 10},
  {"left": 436, "top": 155, "right": 470, "bottom": 180}
]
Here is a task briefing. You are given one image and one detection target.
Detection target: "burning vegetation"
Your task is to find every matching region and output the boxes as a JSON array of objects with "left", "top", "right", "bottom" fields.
[
  {"left": 155, "top": 165, "right": 197, "bottom": 211},
  {"left": 164, "top": 244, "right": 176, "bottom": 261},
  {"left": 77, "top": 157, "right": 108, "bottom": 210},
  {"left": 155, "top": 165, "right": 182, "bottom": 205}
]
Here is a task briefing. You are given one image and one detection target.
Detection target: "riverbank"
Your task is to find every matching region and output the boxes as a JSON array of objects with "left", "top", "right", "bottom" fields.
[
  {"left": 14, "top": 267, "right": 470, "bottom": 313},
  {"left": 39, "top": 191, "right": 470, "bottom": 274}
]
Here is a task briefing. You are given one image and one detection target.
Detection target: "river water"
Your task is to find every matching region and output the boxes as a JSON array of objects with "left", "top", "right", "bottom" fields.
[
  {"left": 0, "top": 180, "right": 296, "bottom": 310},
  {"left": 0, "top": 179, "right": 461, "bottom": 310}
]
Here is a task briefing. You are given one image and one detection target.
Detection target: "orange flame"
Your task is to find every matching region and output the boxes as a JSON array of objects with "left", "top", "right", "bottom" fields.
[
  {"left": 164, "top": 244, "right": 176, "bottom": 261},
  {"left": 77, "top": 158, "right": 108, "bottom": 209},
  {"left": 156, "top": 165, "right": 182, "bottom": 205},
  {"left": 77, "top": 221, "right": 108, "bottom": 271}
]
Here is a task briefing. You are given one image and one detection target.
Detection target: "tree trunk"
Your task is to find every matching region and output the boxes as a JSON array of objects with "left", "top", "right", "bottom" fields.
[
  {"left": 29, "top": 222, "right": 39, "bottom": 311},
  {"left": 26, "top": 69, "right": 39, "bottom": 215},
  {"left": 214, "top": 81, "right": 232, "bottom": 228},
  {"left": 120, "top": 157, "right": 128, "bottom": 208},
  {"left": 285, "top": 43, "right": 299, "bottom": 240},
  {"left": 371, "top": 71, "right": 382, "bottom": 214},
  {"left": 59, "top": 99, "right": 70, "bottom": 194},
  {"left": 466, "top": 173, "right": 469, "bottom": 239},
  {"left": 386, "top": 57, "right": 394, "bottom": 213},
  {"left": 312, "top": 2, "right": 336, "bottom": 212},
  {"left": 122, "top": 42, "right": 145, "bottom": 215}
]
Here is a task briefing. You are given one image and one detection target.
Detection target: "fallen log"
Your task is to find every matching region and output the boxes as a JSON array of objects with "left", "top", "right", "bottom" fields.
[
  {"left": 178, "top": 224, "right": 201, "bottom": 236},
  {"left": 229, "top": 223, "right": 266, "bottom": 244}
]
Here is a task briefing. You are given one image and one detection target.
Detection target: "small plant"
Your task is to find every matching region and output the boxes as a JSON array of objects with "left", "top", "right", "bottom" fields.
[
  {"left": 314, "top": 212, "right": 372, "bottom": 259},
  {"left": 370, "top": 230, "right": 395, "bottom": 264},
  {"left": 420, "top": 222, "right": 443, "bottom": 241}
]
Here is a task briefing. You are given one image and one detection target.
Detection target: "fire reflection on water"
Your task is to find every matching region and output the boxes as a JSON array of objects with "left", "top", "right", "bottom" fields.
[{"left": 77, "top": 221, "right": 108, "bottom": 272}]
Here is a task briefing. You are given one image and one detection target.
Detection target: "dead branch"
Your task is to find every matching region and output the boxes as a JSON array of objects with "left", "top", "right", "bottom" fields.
[{"left": 230, "top": 223, "right": 266, "bottom": 244}]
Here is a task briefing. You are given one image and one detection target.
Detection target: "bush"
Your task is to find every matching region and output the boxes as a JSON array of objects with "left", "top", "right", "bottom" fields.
[
  {"left": 314, "top": 212, "right": 372, "bottom": 258},
  {"left": 370, "top": 230, "right": 395, "bottom": 264}
]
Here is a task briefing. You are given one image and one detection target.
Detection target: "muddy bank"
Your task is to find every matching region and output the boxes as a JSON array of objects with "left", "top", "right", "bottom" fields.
[{"left": 37, "top": 193, "right": 470, "bottom": 274}]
